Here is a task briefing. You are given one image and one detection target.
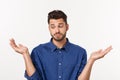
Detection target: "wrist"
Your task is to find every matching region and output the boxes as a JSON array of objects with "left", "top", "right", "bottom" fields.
[
  {"left": 22, "top": 52, "right": 30, "bottom": 58},
  {"left": 88, "top": 57, "right": 96, "bottom": 63}
]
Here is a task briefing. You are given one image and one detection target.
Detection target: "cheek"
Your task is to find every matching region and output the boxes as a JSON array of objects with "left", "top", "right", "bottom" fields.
[
  {"left": 61, "top": 29, "right": 67, "bottom": 33},
  {"left": 49, "top": 29, "right": 55, "bottom": 35}
]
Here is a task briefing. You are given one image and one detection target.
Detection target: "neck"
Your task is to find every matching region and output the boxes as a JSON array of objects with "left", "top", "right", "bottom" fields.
[{"left": 52, "top": 38, "right": 67, "bottom": 49}]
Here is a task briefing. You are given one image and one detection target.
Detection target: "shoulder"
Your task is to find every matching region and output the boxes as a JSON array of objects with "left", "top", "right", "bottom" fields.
[
  {"left": 69, "top": 42, "right": 86, "bottom": 51},
  {"left": 69, "top": 42, "right": 87, "bottom": 55},
  {"left": 33, "top": 42, "right": 50, "bottom": 51},
  {"left": 31, "top": 42, "right": 50, "bottom": 55}
]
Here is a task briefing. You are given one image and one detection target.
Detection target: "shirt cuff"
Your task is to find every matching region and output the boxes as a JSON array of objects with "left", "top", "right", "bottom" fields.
[{"left": 24, "top": 70, "right": 40, "bottom": 80}]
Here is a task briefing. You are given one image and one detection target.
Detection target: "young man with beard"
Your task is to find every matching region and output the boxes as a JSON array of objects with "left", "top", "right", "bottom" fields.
[{"left": 10, "top": 10, "right": 112, "bottom": 80}]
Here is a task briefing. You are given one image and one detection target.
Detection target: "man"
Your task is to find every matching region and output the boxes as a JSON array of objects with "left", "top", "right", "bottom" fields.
[{"left": 10, "top": 10, "right": 112, "bottom": 80}]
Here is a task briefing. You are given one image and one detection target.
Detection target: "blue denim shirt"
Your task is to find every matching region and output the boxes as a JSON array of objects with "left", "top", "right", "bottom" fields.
[{"left": 25, "top": 39, "right": 87, "bottom": 80}]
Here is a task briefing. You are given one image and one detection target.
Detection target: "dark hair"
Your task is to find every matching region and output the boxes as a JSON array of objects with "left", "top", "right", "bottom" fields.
[{"left": 48, "top": 10, "right": 67, "bottom": 24}]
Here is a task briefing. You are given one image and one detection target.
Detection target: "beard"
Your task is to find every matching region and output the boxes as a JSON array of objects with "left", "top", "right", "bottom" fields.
[{"left": 51, "top": 32, "right": 66, "bottom": 42}]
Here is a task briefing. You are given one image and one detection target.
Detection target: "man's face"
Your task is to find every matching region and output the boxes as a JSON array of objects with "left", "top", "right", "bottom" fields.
[{"left": 49, "top": 18, "right": 69, "bottom": 41}]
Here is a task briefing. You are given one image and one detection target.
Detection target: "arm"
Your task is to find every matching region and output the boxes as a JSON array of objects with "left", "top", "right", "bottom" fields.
[
  {"left": 9, "top": 38, "right": 35, "bottom": 76},
  {"left": 78, "top": 46, "right": 112, "bottom": 80}
]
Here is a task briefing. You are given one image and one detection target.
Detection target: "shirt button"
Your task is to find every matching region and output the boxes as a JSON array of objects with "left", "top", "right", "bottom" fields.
[
  {"left": 58, "top": 63, "right": 62, "bottom": 65},
  {"left": 59, "top": 51, "right": 61, "bottom": 53},
  {"left": 59, "top": 76, "right": 62, "bottom": 78}
]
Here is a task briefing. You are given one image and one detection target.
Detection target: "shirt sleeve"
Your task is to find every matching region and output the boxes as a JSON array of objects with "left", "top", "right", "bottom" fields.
[
  {"left": 77, "top": 49, "right": 87, "bottom": 77},
  {"left": 24, "top": 70, "right": 42, "bottom": 80}
]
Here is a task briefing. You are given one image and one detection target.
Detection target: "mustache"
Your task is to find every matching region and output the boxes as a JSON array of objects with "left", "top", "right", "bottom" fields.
[{"left": 54, "top": 32, "right": 62, "bottom": 35}]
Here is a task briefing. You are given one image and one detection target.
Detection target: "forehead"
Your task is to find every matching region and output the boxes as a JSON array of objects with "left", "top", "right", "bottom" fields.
[{"left": 49, "top": 18, "right": 65, "bottom": 24}]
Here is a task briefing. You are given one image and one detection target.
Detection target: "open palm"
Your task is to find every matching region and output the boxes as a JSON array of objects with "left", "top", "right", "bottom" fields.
[
  {"left": 10, "top": 38, "right": 29, "bottom": 54},
  {"left": 90, "top": 46, "right": 112, "bottom": 61}
]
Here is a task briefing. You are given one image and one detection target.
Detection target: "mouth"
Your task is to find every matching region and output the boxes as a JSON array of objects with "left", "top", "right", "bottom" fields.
[
  {"left": 55, "top": 33, "right": 61, "bottom": 36},
  {"left": 54, "top": 33, "right": 62, "bottom": 38}
]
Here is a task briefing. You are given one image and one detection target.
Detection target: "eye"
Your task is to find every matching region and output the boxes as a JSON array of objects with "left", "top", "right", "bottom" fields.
[
  {"left": 50, "top": 25, "right": 55, "bottom": 29},
  {"left": 58, "top": 24, "right": 64, "bottom": 28}
]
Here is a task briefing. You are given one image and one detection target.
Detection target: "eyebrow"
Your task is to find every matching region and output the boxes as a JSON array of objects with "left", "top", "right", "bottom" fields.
[
  {"left": 50, "top": 22, "right": 64, "bottom": 25},
  {"left": 59, "top": 23, "right": 64, "bottom": 25}
]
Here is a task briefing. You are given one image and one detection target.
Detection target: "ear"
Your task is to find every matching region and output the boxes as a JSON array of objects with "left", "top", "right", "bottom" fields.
[
  {"left": 66, "top": 24, "right": 69, "bottom": 31},
  {"left": 48, "top": 25, "right": 50, "bottom": 30}
]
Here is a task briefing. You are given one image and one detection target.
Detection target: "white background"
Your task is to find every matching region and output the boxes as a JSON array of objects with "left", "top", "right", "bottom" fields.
[{"left": 0, "top": 0, "right": 120, "bottom": 80}]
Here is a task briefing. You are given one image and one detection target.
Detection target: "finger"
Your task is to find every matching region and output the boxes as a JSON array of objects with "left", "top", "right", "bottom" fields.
[
  {"left": 97, "top": 49, "right": 102, "bottom": 53},
  {"left": 93, "top": 49, "right": 102, "bottom": 54},
  {"left": 18, "top": 44, "right": 25, "bottom": 48},
  {"left": 10, "top": 38, "right": 16, "bottom": 47},
  {"left": 103, "top": 46, "right": 112, "bottom": 55},
  {"left": 18, "top": 44, "right": 24, "bottom": 47},
  {"left": 9, "top": 38, "right": 18, "bottom": 49}
]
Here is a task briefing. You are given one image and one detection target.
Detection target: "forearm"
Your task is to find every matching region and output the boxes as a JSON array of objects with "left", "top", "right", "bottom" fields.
[
  {"left": 23, "top": 52, "right": 36, "bottom": 76},
  {"left": 78, "top": 58, "right": 95, "bottom": 80},
  {"left": 78, "top": 46, "right": 112, "bottom": 80}
]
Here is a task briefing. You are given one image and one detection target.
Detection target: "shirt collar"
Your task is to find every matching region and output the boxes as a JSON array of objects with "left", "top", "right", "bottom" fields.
[{"left": 49, "top": 38, "right": 70, "bottom": 52}]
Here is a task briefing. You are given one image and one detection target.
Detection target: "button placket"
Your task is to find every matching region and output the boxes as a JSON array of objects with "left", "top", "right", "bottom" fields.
[{"left": 57, "top": 49, "right": 63, "bottom": 80}]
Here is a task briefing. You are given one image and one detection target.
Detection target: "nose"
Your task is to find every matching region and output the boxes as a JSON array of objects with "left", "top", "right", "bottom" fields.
[{"left": 55, "top": 27, "right": 60, "bottom": 33}]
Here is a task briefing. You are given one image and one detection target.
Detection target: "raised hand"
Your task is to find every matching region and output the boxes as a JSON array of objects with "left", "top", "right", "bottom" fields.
[
  {"left": 10, "top": 38, "right": 36, "bottom": 76},
  {"left": 90, "top": 46, "right": 112, "bottom": 61},
  {"left": 9, "top": 38, "right": 29, "bottom": 55},
  {"left": 78, "top": 46, "right": 112, "bottom": 80}
]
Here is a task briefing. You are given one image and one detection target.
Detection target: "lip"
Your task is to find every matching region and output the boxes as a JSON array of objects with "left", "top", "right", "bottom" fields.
[{"left": 55, "top": 34, "right": 61, "bottom": 36}]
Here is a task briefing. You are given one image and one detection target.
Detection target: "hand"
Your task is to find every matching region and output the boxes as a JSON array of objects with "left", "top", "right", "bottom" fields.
[
  {"left": 9, "top": 38, "right": 29, "bottom": 55},
  {"left": 90, "top": 46, "right": 112, "bottom": 61}
]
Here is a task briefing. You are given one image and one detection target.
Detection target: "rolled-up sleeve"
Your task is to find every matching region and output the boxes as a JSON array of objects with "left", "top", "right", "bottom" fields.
[
  {"left": 77, "top": 49, "right": 87, "bottom": 77},
  {"left": 24, "top": 70, "right": 41, "bottom": 80}
]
